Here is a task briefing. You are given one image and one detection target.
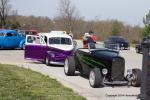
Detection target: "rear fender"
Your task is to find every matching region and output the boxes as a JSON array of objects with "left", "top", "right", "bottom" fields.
[
  {"left": 46, "top": 51, "right": 55, "bottom": 60},
  {"left": 19, "top": 39, "right": 25, "bottom": 48}
]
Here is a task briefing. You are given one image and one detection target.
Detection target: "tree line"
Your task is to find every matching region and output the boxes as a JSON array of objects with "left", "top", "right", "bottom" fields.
[{"left": 0, "top": 0, "right": 149, "bottom": 43}]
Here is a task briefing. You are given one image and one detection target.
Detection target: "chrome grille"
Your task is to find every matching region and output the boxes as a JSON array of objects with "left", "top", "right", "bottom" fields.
[{"left": 111, "top": 57, "right": 125, "bottom": 81}]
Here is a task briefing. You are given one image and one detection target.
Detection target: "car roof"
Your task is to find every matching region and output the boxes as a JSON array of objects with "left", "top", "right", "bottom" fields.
[
  {"left": 41, "top": 32, "right": 72, "bottom": 39},
  {"left": 108, "top": 36, "right": 125, "bottom": 41},
  {"left": 50, "top": 31, "right": 66, "bottom": 34},
  {"left": 0, "top": 29, "right": 18, "bottom": 34},
  {"left": 109, "top": 36, "right": 123, "bottom": 39}
]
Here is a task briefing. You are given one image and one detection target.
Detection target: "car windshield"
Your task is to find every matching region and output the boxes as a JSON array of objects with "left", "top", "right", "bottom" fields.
[
  {"left": 49, "top": 37, "right": 72, "bottom": 45},
  {"left": 92, "top": 43, "right": 120, "bottom": 51},
  {"left": 95, "top": 43, "right": 105, "bottom": 49}
]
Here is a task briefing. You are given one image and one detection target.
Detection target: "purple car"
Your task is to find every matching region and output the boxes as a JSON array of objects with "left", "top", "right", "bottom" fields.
[{"left": 24, "top": 32, "right": 74, "bottom": 65}]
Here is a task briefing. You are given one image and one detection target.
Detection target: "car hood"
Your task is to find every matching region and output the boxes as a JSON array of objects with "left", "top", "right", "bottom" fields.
[{"left": 91, "top": 49, "right": 120, "bottom": 61}]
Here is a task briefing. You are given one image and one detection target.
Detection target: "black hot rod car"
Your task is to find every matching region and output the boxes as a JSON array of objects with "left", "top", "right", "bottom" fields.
[
  {"left": 104, "top": 36, "right": 130, "bottom": 50},
  {"left": 135, "top": 42, "right": 143, "bottom": 53},
  {"left": 64, "top": 44, "right": 141, "bottom": 88}
]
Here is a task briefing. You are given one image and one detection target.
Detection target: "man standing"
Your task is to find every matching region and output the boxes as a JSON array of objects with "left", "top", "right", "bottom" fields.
[
  {"left": 82, "top": 31, "right": 96, "bottom": 49},
  {"left": 92, "top": 32, "right": 97, "bottom": 43}
]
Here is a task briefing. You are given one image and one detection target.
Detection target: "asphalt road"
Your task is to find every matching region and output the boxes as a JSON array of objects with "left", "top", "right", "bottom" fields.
[{"left": 0, "top": 43, "right": 142, "bottom": 100}]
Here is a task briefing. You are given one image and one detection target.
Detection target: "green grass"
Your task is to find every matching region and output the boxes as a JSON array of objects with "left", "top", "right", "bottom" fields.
[{"left": 0, "top": 64, "right": 85, "bottom": 100}]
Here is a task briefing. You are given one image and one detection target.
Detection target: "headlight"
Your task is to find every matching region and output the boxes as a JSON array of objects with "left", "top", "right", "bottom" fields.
[{"left": 102, "top": 68, "right": 108, "bottom": 75}]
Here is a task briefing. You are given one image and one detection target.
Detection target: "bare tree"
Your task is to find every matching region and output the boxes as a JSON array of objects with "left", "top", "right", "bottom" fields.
[
  {"left": 57, "top": 0, "right": 79, "bottom": 32},
  {"left": 11, "top": 9, "right": 18, "bottom": 23},
  {"left": 0, "top": 0, "right": 11, "bottom": 28}
]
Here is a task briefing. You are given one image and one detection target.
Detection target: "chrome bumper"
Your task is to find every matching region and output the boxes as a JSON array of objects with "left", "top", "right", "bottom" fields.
[
  {"left": 50, "top": 61, "right": 64, "bottom": 65},
  {"left": 104, "top": 81, "right": 128, "bottom": 85}
]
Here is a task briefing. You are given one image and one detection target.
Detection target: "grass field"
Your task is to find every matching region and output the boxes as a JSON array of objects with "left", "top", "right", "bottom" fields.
[{"left": 0, "top": 64, "right": 85, "bottom": 100}]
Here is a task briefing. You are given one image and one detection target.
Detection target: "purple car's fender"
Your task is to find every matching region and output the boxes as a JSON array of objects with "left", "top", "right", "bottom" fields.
[{"left": 46, "top": 51, "right": 54, "bottom": 61}]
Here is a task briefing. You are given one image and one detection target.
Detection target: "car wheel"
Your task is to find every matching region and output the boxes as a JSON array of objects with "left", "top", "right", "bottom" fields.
[
  {"left": 128, "top": 47, "right": 130, "bottom": 50},
  {"left": 45, "top": 56, "right": 50, "bottom": 66},
  {"left": 89, "top": 68, "right": 103, "bottom": 88},
  {"left": 22, "top": 43, "right": 25, "bottom": 50},
  {"left": 131, "top": 69, "right": 141, "bottom": 87},
  {"left": 64, "top": 56, "right": 75, "bottom": 76},
  {"left": 136, "top": 48, "right": 139, "bottom": 53}
]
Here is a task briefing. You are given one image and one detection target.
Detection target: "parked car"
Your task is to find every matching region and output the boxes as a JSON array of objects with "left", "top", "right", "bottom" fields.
[
  {"left": 0, "top": 29, "right": 25, "bottom": 49},
  {"left": 18, "top": 29, "right": 38, "bottom": 36},
  {"left": 135, "top": 42, "right": 143, "bottom": 53},
  {"left": 104, "top": 36, "right": 130, "bottom": 50},
  {"left": 64, "top": 44, "right": 141, "bottom": 88},
  {"left": 50, "top": 31, "right": 67, "bottom": 34},
  {"left": 24, "top": 32, "right": 75, "bottom": 65}
]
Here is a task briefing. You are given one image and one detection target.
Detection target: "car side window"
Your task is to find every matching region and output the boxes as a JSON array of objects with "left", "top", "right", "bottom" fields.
[
  {"left": 27, "top": 36, "right": 33, "bottom": 43},
  {"left": 40, "top": 36, "right": 46, "bottom": 45},
  {"left": 0, "top": 33, "right": 4, "bottom": 36},
  {"left": 26, "top": 36, "right": 40, "bottom": 44},
  {"left": 6, "top": 33, "right": 13, "bottom": 37},
  {"left": 61, "top": 38, "right": 71, "bottom": 45},
  {"left": 49, "top": 37, "right": 60, "bottom": 44},
  {"left": 12, "top": 33, "right": 17, "bottom": 36}
]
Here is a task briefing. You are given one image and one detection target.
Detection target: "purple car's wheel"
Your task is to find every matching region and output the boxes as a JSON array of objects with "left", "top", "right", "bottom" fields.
[{"left": 45, "top": 56, "right": 50, "bottom": 66}]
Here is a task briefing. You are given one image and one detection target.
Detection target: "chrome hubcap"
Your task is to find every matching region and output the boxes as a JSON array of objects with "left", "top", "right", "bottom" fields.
[
  {"left": 89, "top": 71, "right": 95, "bottom": 86},
  {"left": 131, "top": 74, "right": 137, "bottom": 85},
  {"left": 46, "top": 57, "right": 49, "bottom": 65},
  {"left": 64, "top": 59, "right": 69, "bottom": 74}
]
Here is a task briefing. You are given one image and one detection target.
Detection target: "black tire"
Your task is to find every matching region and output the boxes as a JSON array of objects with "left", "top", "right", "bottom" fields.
[
  {"left": 45, "top": 56, "right": 50, "bottom": 66},
  {"left": 22, "top": 43, "right": 25, "bottom": 50},
  {"left": 131, "top": 69, "right": 141, "bottom": 87},
  {"left": 128, "top": 47, "right": 130, "bottom": 50},
  {"left": 64, "top": 56, "right": 75, "bottom": 76},
  {"left": 136, "top": 48, "right": 140, "bottom": 53},
  {"left": 89, "top": 68, "right": 103, "bottom": 88},
  {"left": 74, "top": 56, "right": 83, "bottom": 75}
]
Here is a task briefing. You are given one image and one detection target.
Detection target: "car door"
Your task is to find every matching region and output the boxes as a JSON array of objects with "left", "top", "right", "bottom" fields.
[
  {"left": 77, "top": 50, "right": 93, "bottom": 75},
  {"left": 0, "top": 32, "right": 4, "bottom": 47},
  {"left": 3, "top": 32, "right": 18, "bottom": 48},
  {"left": 25, "top": 35, "right": 47, "bottom": 61}
]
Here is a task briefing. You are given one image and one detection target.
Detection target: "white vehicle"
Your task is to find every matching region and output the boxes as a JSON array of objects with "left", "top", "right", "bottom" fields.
[{"left": 25, "top": 32, "right": 76, "bottom": 65}]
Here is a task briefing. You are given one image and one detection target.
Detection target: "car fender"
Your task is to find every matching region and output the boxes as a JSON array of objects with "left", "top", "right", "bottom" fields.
[
  {"left": 19, "top": 39, "right": 25, "bottom": 48},
  {"left": 46, "top": 51, "right": 55, "bottom": 61}
]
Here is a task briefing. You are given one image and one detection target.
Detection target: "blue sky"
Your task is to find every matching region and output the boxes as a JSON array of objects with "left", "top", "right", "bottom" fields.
[{"left": 10, "top": 0, "right": 150, "bottom": 26}]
